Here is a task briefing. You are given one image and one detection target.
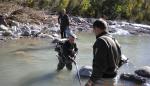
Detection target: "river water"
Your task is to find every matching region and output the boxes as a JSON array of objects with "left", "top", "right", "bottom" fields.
[{"left": 0, "top": 33, "right": 150, "bottom": 86}]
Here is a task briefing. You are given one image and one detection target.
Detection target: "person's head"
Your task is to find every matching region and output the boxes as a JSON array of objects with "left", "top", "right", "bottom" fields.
[
  {"left": 93, "top": 19, "right": 108, "bottom": 36},
  {"left": 68, "top": 34, "right": 76, "bottom": 43},
  {"left": 62, "top": 9, "right": 66, "bottom": 15}
]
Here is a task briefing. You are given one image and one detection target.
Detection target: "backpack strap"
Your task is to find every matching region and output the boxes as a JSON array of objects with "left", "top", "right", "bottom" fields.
[{"left": 99, "top": 35, "right": 121, "bottom": 70}]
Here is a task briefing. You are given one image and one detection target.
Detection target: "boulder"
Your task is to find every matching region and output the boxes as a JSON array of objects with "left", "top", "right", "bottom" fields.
[
  {"left": 41, "top": 27, "right": 49, "bottom": 34},
  {"left": 20, "top": 26, "right": 31, "bottom": 36},
  {"left": 0, "top": 25, "right": 9, "bottom": 31},
  {"left": 71, "top": 17, "right": 82, "bottom": 23},
  {"left": 52, "top": 33, "right": 59, "bottom": 38},
  {"left": 77, "top": 27, "right": 83, "bottom": 32},
  {"left": 9, "top": 20, "right": 20, "bottom": 27},
  {"left": 52, "top": 38, "right": 67, "bottom": 44},
  {"left": 38, "top": 33, "right": 54, "bottom": 39},
  {"left": 135, "top": 66, "right": 150, "bottom": 78},
  {"left": 120, "top": 73, "right": 146, "bottom": 84},
  {"left": 0, "top": 37, "right": 4, "bottom": 40},
  {"left": 79, "top": 66, "right": 92, "bottom": 78},
  {"left": 21, "top": 31, "right": 31, "bottom": 36},
  {"left": 49, "top": 27, "right": 60, "bottom": 33},
  {"left": 2, "top": 30, "right": 13, "bottom": 36},
  {"left": 31, "top": 30, "right": 40, "bottom": 37}
]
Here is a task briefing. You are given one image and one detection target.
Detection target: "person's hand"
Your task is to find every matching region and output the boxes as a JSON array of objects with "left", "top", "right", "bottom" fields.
[
  {"left": 68, "top": 56, "right": 75, "bottom": 62},
  {"left": 71, "top": 50, "right": 76, "bottom": 55},
  {"left": 85, "top": 79, "right": 94, "bottom": 86}
]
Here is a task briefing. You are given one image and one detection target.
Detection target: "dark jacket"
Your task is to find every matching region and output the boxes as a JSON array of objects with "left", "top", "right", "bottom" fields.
[
  {"left": 90, "top": 32, "right": 122, "bottom": 82},
  {"left": 62, "top": 40, "right": 78, "bottom": 60},
  {"left": 58, "top": 14, "right": 69, "bottom": 29},
  {"left": 0, "top": 16, "right": 7, "bottom": 26}
]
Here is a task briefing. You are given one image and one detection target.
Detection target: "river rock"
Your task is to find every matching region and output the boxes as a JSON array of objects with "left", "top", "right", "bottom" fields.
[
  {"left": 77, "top": 27, "right": 83, "bottom": 32},
  {"left": 49, "top": 27, "right": 60, "bottom": 33},
  {"left": 52, "top": 38, "right": 61, "bottom": 43},
  {"left": 31, "top": 30, "right": 40, "bottom": 37},
  {"left": 120, "top": 73, "right": 146, "bottom": 84},
  {"left": 21, "top": 31, "right": 31, "bottom": 36},
  {"left": 20, "top": 26, "right": 31, "bottom": 36},
  {"left": 71, "top": 17, "right": 82, "bottom": 23},
  {"left": 38, "top": 33, "right": 54, "bottom": 39},
  {"left": 135, "top": 66, "right": 150, "bottom": 78},
  {"left": 52, "top": 38, "right": 67, "bottom": 44},
  {"left": 9, "top": 20, "right": 20, "bottom": 27},
  {"left": 52, "top": 33, "right": 59, "bottom": 38},
  {"left": 0, "top": 25, "right": 9, "bottom": 31},
  {"left": 79, "top": 66, "right": 92, "bottom": 78},
  {"left": 2, "top": 30, "right": 13, "bottom": 36},
  {"left": 0, "top": 37, "right": 4, "bottom": 40}
]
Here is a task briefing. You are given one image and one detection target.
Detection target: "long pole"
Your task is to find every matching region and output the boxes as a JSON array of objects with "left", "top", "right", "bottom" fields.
[
  {"left": 69, "top": 56, "right": 82, "bottom": 86},
  {"left": 73, "top": 60, "right": 82, "bottom": 86}
]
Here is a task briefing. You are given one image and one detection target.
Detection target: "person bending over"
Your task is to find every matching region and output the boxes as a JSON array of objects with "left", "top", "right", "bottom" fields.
[{"left": 56, "top": 33, "right": 78, "bottom": 71}]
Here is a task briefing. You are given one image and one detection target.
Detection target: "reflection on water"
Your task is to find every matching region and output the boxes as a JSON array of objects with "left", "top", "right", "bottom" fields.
[{"left": 0, "top": 34, "right": 150, "bottom": 86}]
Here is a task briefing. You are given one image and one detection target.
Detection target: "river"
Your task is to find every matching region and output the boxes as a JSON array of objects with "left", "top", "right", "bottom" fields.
[{"left": 0, "top": 33, "right": 150, "bottom": 86}]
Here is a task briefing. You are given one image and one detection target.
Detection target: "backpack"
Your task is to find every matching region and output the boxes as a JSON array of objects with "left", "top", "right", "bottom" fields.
[
  {"left": 100, "top": 35, "right": 128, "bottom": 69},
  {"left": 55, "top": 41, "right": 65, "bottom": 55}
]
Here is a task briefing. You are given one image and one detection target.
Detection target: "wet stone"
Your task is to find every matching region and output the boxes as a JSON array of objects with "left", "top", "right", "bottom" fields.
[
  {"left": 2, "top": 31, "right": 13, "bottom": 36},
  {"left": 135, "top": 66, "right": 150, "bottom": 78},
  {"left": 120, "top": 73, "right": 146, "bottom": 84},
  {"left": 79, "top": 66, "right": 92, "bottom": 78}
]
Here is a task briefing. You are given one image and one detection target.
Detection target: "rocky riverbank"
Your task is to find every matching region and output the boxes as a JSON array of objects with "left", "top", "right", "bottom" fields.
[
  {"left": 1, "top": 16, "right": 150, "bottom": 41},
  {"left": 0, "top": 3, "right": 150, "bottom": 41}
]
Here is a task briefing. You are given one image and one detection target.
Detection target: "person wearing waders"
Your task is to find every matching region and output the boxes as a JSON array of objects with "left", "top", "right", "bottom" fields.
[
  {"left": 56, "top": 33, "right": 78, "bottom": 71},
  {"left": 58, "top": 9, "right": 69, "bottom": 38},
  {"left": 85, "top": 19, "right": 123, "bottom": 86}
]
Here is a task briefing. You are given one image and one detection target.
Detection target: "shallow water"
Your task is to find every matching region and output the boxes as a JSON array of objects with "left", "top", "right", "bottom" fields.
[{"left": 0, "top": 33, "right": 150, "bottom": 86}]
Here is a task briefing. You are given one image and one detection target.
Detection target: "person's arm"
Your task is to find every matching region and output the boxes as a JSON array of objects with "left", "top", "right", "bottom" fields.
[
  {"left": 66, "top": 15, "right": 69, "bottom": 26},
  {"left": 71, "top": 43, "right": 78, "bottom": 59},
  {"left": 58, "top": 15, "right": 61, "bottom": 24},
  {"left": 90, "top": 38, "right": 109, "bottom": 82},
  {"left": 74, "top": 43, "right": 78, "bottom": 53}
]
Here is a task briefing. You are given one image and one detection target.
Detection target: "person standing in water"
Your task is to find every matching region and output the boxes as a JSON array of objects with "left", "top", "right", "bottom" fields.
[
  {"left": 85, "top": 19, "right": 123, "bottom": 86},
  {"left": 56, "top": 33, "right": 78, "bottom": 71},
  {"left": 58, "top": 9, "right": 70, "bottom": 38}
]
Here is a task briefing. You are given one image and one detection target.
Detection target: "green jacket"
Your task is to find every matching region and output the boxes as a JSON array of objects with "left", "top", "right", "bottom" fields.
[{"left": 90, "top": 32, "right": 122, "bottom": 82}]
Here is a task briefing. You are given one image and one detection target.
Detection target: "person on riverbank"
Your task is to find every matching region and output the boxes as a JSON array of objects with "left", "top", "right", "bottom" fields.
[
  {"left": 85, "top": 19, "right": 123, "bottom": 86},
  {"left": 56, "top": 33, "right": 78, "bottom": 71},
  {"left": 58, "top": 9, "right": 70, "bottom": 38},
  {"left": 0, "top": 15, "right": 8, "bottom": 26}
]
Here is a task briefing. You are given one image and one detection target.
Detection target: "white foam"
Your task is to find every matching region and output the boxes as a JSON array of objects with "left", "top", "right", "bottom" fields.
[
  {"left": 111, "top": 28, "right": 130, "bottom": 35},
  {"left": 131, "top": 23, "right": 150, "bottom": 29}
]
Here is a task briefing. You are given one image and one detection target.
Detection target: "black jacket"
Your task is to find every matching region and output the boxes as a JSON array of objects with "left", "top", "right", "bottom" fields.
[
  {"left": 58, "top": 14, "right": 69, "bottom": 29},
  {"left": 63, "top": 40, "right": 78, "bottom": 59},
  {"left": 0, "top": 16, "right": 7, "bottom": 26},
  {"left": 90, "top": 32, "right": 122, "bottom": 82}
]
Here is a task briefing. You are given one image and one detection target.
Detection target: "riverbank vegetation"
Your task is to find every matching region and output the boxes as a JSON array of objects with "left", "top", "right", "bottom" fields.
[{"left": 0, "top": 0, "right": 150, "bottom": 24}]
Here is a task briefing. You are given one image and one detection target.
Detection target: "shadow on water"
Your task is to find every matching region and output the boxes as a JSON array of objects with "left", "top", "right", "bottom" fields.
[
  {"left": 10, "top": 45, "right": 55, "bottom": 53},
  {"left": 19, "top": 71, "right": 58, "bottom": 86}
]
